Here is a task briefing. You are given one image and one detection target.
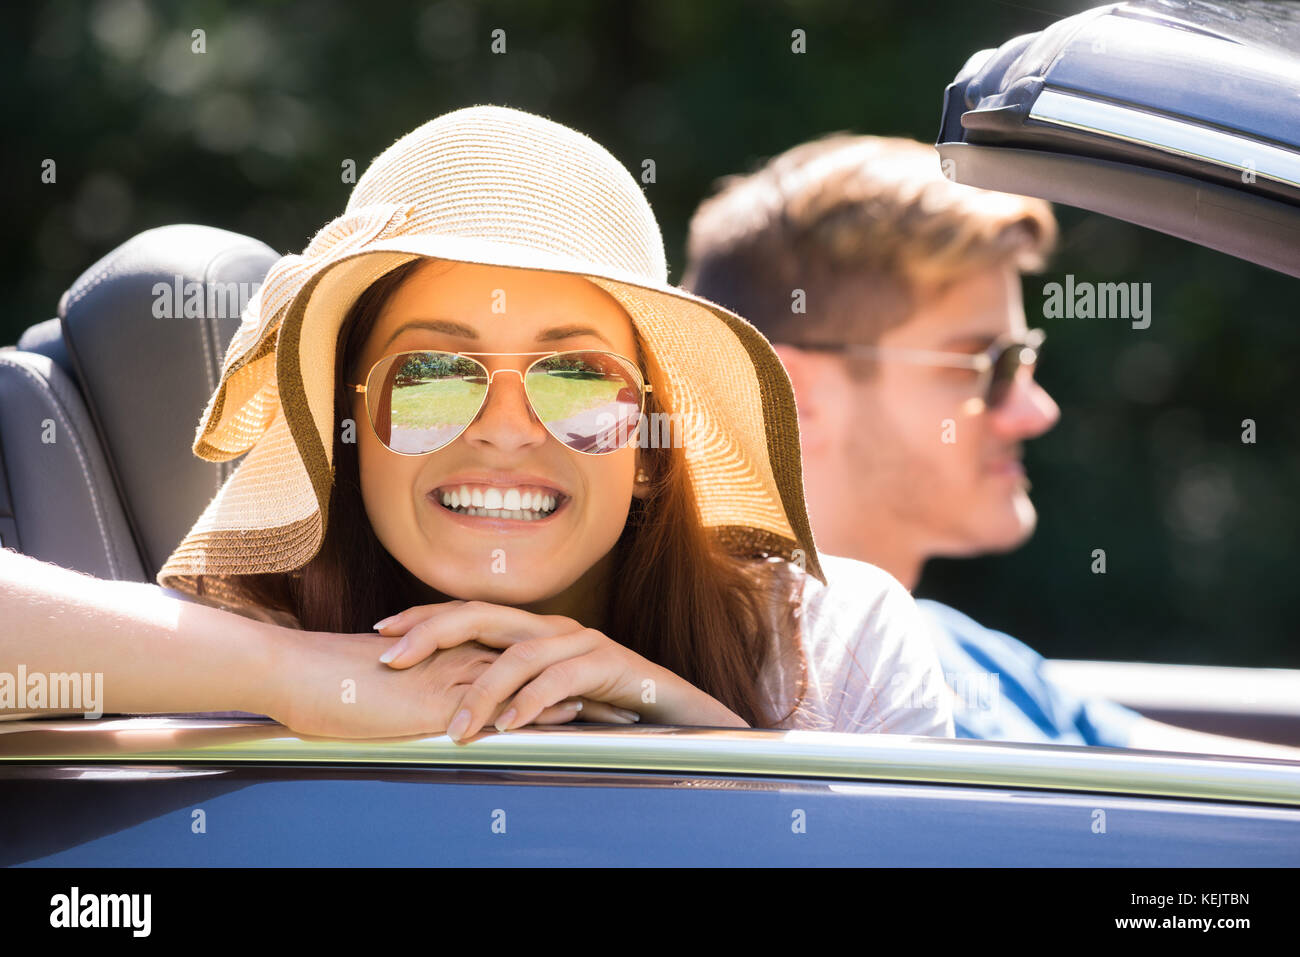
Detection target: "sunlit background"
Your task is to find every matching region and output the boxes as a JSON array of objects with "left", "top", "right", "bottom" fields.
[{"left": 5, "top": 0, "right": 1297, "bottom": 666}]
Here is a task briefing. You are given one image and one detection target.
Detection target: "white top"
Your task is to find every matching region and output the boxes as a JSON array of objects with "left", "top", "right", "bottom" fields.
[{"left": 760, "top": 553, "right": 954, "bottom": 737}]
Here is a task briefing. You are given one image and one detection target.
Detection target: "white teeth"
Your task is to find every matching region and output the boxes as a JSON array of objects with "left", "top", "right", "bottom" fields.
[
  {"left": 437, "top": 486, "right": 564, "bottom": 519},
  {"left": 449, "top": 504, "right": 557, "bottom": 519}
]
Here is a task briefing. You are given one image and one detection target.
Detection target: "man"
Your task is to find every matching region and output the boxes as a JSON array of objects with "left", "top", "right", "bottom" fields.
[{"left": 682, "top": 133, "right": 1296, "bottom": 758}]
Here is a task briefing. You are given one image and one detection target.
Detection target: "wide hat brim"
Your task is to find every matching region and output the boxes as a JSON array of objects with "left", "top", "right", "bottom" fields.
[{"left": 157, "top": 231, "right": 826, "bottom": 598}]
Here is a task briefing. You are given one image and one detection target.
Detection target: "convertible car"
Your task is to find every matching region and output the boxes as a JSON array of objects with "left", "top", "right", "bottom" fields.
[{"left": 2, "top": 0, "right": 1299, "bottom": 866}]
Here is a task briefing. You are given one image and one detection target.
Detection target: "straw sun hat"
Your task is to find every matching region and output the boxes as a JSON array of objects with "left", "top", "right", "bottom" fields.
[{"left": 157, "top": 104, "right": 826, "bottom": 603}]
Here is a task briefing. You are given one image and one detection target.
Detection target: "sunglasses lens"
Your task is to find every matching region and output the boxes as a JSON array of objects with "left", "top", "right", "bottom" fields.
[
  {"left": 364, "top": 351, "right": 645, "bottom": 455},
  {"left": 987, "top": 342, "right": 1039, "bottom": 408},
  {"left": 526, "top": 352, "right": 643, "bottom": 453},
  {"left": 367, "top": 352, "right": 488, "bottom": 454}
]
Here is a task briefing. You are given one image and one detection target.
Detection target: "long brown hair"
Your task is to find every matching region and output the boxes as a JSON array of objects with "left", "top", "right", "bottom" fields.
[{"left": 219, "top": 259, "right": 806, "bottom": 727}]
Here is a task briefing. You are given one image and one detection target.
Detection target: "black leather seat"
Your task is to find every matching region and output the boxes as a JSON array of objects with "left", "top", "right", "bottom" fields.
[{"left": 0, "top": 225, "right": 280, "bottom": 581}]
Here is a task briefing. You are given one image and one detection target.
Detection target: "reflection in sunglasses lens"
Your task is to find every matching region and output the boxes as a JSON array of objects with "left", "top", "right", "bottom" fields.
[
  {"left": 527, "top": 353, "right": 641, "bottom": 454},
  {"left": 372, "top": 353, "right": 487, "bottom": 454},
  {"left": 370, "top": 351, "right": 643, "bottom": 455}
]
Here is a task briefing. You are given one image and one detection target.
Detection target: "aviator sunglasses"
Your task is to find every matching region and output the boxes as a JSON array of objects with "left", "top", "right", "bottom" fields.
[
  {"left": 798, "top": 329, "right": 1046, "bottom": 409},
  {"left": 349, "top": 350, "right": 652, "bottom": 455}
]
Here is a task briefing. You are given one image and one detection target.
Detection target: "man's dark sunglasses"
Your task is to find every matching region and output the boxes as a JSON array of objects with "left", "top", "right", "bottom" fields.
[{"left": 796, "top": 329, "right": 1046, "bottom": 409}]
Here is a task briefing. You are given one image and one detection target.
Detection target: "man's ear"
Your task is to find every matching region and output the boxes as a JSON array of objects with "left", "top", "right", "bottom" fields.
[{"left": 773, "top": 343, "right": 831, "bottom": 450}]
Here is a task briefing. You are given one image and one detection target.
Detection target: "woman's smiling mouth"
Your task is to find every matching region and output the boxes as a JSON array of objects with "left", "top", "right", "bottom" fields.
[{"left": 430, "top": 481, "right": 569, "bottom": 523}]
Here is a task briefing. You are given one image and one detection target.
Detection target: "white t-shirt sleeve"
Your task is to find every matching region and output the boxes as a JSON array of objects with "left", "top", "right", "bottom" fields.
[
  {"left": 843, "top": 570, "right": 953, "bottom": 736},
  {"left": 784, "top": 555, "right": 954, "bottom": 736}
]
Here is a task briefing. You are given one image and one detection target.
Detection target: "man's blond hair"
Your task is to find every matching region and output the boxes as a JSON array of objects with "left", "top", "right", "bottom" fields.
[{"left": 682, "top": 134, "right": 1057, "bottom": 347}]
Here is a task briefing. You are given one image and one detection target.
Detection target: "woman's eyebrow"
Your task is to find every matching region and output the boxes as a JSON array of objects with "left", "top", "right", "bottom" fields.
[
  {"left": 383, "top": 318, "right": 477, "bottom": 349},
  {"left": 383, "top": 318, "right": 613, "bottom": 349},
  {"left": 534, "top": 324, "right": 613, "bottom": 347}
]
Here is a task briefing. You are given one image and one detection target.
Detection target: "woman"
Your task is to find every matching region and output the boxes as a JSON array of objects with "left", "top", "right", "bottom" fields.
[{"left": 2, "top": 106, "right": 951, "bottom": 741}]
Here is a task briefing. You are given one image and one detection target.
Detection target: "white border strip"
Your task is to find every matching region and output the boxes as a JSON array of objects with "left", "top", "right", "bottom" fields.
[{"left": 1028, "top": 87, "right": 1300, "bottom": 189}]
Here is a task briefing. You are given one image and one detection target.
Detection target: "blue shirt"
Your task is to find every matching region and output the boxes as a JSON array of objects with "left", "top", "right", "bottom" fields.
[{"left": 917, "top": 599, "right": 1142, "bottom": 748}]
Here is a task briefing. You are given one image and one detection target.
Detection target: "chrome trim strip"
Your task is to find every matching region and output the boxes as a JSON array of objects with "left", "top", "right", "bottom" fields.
[
  {"left": 1027, "top": 88, "right": 1300, "bottom": 189},
  {"left": 1044, "top": 659, "right": 1300, "bottom": 715},
  {"left": 2, "top": 718, "right": 1299, "bottom": 806}
]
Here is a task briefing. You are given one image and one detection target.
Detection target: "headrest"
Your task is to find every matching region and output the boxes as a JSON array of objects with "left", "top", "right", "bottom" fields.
[{"left": 57, "top": 224, "right": 280, "bottom": 577}]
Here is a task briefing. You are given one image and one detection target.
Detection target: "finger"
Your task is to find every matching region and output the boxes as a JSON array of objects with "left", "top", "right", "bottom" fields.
[
  {"left": 498, "top": 650, "right": 625, "bottom": 731},
  {"left": 441, "top": 684, "right": 573, "bottom": 742},
  {"left": 380, "top": 601, "right": 578, "bottom": 669},
  {"left": 518, "top": 699, "right": 639, "bottom": 727},
  {"left": 443, "top": 698, "right": 586, "bottom": 740},
  {"left": 572, "top": 699, "right": 641, "bottom": 725},
  {"left": 529, "top": 699, "right": 588, "bottom": 726},
  {"left": 373, "top": 600, "right": 468, "bottom": 636},
  {"left": 455, "top": 631, "right": 606, "bottom": 737}
]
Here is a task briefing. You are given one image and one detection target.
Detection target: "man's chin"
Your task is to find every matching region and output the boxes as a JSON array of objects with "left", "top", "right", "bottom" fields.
[
  {"left": 988, "top": 492, "right": 1038, "bottom": 551},
  {"left": 946, "top": 492, "right": 1038, "bottom": 556}
]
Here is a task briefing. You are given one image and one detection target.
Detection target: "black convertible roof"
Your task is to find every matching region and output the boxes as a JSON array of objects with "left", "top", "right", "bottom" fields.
[{"left": 936, "top": 0, "right": 1300, "bottom": 276}]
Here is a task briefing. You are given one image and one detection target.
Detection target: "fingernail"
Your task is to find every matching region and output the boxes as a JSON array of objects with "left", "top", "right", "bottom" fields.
[
  {"left": 614, "top": 708, "right": 640, "bottom": 722},
  {"left": 378, "top": 638, "right": 407, "bottom": 664},
  {"left": 494, "top": 708, "right": 518, "bottom": 732},
  {"left": 571, "top": 700, "right": 583, "bottom": 712},
  {"left": 447, "top": 708, "right": 471, "bottom": 740},
  {"left": 373, "top": 615, "right": 398, "bottom": 631}
]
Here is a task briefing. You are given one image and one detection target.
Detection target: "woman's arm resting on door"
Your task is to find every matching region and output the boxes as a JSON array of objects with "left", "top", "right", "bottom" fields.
[{"left": 0, "top": 549, "right": 280, "bottom": 719}]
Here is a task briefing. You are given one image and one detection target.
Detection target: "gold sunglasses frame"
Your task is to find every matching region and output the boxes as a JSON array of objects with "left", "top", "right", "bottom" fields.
[{"left": 348, "top": 350, "right": 653, "bottom": 456}]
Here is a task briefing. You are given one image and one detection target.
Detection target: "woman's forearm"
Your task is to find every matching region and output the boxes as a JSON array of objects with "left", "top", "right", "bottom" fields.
[{"left": 0, "top": 549, "right": 282, "bottom": 719}]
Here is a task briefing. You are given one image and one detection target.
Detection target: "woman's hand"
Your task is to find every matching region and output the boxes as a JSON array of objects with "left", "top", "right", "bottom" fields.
[
  {"left": 374, "top": 600, "right": 750, "bottom": 741},
  {"left": 264, "top": 625, "right": 592, "bottom": 739}
]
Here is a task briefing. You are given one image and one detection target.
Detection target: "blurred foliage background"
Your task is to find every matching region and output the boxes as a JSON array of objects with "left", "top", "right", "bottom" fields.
[{"left": 4, "top": 0, "right": 1297, "bottom": 666}]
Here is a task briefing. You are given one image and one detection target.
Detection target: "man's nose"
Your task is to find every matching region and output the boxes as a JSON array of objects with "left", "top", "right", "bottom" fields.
[
  {"left": 461, "top": 369, "right": 550, "bottom": 451},
  {"left": 989, "top": 368, "right": 1059, "bottom": 438}
]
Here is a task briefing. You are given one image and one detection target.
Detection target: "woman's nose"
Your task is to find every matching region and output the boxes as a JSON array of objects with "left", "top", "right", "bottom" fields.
[{"left": 461, "top": 369, "right": 551, "bottom": 452}]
